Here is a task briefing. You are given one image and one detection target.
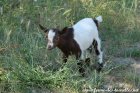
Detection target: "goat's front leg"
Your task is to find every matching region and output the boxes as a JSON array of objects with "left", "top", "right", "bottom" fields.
[
  {"left": 62, "top": 54, "right": 68, "bottom": 63},
  {"left": 76, "top": 51, "right": 85, "bottom": 77}
]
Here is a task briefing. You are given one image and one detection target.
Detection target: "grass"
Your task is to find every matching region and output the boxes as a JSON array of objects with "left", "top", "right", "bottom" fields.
[{"left": 0, "top": 0, "right": 140, "bottom": 93}]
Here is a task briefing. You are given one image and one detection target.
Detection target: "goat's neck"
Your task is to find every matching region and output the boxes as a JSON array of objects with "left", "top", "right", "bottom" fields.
[
  {"left": 56, "top": 35, "right": 81, "bottom": 58},
  {"left": 57, "top": 36, "right": 68, "bottom": 53}
]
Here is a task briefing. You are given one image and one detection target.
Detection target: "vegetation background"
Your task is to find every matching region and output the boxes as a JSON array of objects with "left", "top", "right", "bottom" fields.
[{"left": 0, "top": 0, "right": 140, "bottom": 93}]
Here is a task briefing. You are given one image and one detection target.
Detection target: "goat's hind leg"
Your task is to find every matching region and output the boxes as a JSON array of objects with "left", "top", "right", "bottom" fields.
[
  {"left": 76, "top": 52, "right": 85, "bottom": 77},
  {"left": 93, "top": 39, "right": 103, "bottom": 72}
]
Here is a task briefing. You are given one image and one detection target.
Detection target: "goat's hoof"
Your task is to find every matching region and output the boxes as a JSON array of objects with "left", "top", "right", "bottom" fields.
[
  {"left": 79, "top": 68, "right": 85, "bottom": 77},
  {"left": 96, "top": 63, "right": 103, "bottom": 72},
  {"left": 85, "top": 58, "right": 90, "bottom": 66}
]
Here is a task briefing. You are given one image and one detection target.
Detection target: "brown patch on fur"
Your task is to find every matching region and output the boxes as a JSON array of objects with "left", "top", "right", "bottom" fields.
[
  {"left": 57, "top": 27, "right": 81, "bottom": 60},
  {"left": 56, "top": 27, "right": 84, "bottom": 76}
]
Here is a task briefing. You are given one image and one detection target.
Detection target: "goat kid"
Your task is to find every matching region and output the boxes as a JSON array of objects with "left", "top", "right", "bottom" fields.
[{"left": 39, "top": 16, "right": 103, "bottom": 76}]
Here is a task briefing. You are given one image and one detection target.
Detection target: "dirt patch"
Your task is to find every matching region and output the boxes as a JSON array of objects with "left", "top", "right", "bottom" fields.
[
  {"left": 113, "top": 57, "right": 134, "bottom": 65},
  {"left": 103, "top": 57, "right": 140, "bottom": 90},
  {"left": 112, "top": 57, "right": 140, "bottom": 75}
]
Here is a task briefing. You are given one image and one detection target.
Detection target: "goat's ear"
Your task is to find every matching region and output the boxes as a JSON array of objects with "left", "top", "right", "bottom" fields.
[
  {"left": 39, "top": 24, "right": 48, "bottom": 32},
  {"left": 59, "top": 27, "right": 68, "bottom": 34}
]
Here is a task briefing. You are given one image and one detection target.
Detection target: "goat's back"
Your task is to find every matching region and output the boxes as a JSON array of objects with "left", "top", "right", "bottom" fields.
[{"left": 73, "top": 18, "right": 99, "bottom": 51}]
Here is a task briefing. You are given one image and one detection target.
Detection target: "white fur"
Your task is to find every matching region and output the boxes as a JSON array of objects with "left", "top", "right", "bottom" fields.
[
  {"left": 47, "top": 29, "right": 55, "bottom": 48},
  {"left": 73, "top": 16, "right": 103, "bottom": 63},
  {"left": 96, "top": 16, "right": 102, "bottom": 23},
  {"left": 73, "top": 18, "right": 98, "bottom": 51}
]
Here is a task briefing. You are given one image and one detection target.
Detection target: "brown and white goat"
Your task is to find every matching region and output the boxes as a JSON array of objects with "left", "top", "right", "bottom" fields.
[{"left": 39, "top": 16, "right": 103, "bottom": 76}]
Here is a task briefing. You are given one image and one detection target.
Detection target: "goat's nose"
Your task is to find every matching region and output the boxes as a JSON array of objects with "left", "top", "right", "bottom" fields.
[{"left": 47, "top": 45, "right": 52, "bottom": 50}]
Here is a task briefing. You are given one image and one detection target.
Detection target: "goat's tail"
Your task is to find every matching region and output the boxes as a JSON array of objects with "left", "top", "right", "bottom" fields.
[{"left": 95, "top": 16, "right": 103, "bottom": 23}]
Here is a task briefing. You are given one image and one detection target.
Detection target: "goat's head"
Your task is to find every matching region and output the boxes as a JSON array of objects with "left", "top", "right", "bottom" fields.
[{"left": 39, "top": 24, "right": 67, "bottom": 50}]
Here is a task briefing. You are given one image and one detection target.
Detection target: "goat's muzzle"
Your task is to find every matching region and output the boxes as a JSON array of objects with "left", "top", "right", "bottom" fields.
[{"left": 47, "top": 45, "right": 55, "bottom": 50}]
